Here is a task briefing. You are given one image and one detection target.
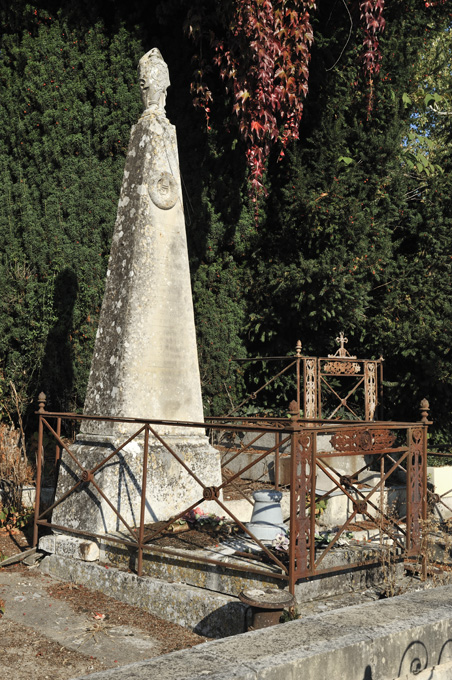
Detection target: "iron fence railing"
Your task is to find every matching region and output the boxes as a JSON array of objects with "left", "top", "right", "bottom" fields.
[{"left": 33, "top": 395, "right": 429, "bottom": 593}]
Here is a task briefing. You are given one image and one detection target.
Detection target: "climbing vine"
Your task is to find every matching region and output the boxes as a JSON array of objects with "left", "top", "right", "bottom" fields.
[
  {"left": 186, "top": 0, "right": 317, "bottom": 193},
  {"left": 358, "top": 0, "right": 386, "bottom": 114},
  {"left": 186, "top": 0, "right": 449, "bottom": 192}
]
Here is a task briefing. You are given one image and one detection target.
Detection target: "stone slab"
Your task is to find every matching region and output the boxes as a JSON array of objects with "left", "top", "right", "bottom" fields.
[
  {"left": 40, "top": 554, "right": 247, "bottom": 638},
  {"left": 39, "top": 534, "right": 100, "bottom": 561},
  {"left": 40, "top": 530, "right": 398, "bottom": 617},
  {"left": 0, "top": 569, "right": 163, "bottom": 667},
  {"left": 71, "top": 584, "right": 452, "bottom": 680}
]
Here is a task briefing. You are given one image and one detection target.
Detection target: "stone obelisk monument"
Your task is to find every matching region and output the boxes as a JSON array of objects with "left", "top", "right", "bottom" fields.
[{"left": 52, "top": 49, "right": 222, "bottom": 534}]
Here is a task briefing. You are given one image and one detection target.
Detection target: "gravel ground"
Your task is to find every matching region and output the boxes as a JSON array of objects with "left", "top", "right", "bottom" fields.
[{"left": 0, "top": 528, "right": 208, "bottom": 680}]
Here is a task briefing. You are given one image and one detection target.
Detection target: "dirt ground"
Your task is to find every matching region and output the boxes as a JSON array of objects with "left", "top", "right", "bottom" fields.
[{"left": 0, "top": 528, "right": 208, "bottom": 680}]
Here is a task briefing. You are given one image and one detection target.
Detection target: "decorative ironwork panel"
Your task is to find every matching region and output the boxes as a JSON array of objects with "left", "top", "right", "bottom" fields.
[
  {"left": 407, "top": 428, "right": 424, "bottom": 555},
  {"left": 365, "top": 361, "right": 377, "bottom": 421},
  {"left": 322, "top": 361, "right": 361, "bottom": 375},
  {"left": 331, "top": 428, "right": 396, "bottom": 453},
  {"left": 293, "top": 433, "right": 312, "bottom": 578},
  {"left": 304, "top": 359, "right": 317, "bottom": 419},
  {"left": 372, "top": 429, "right": 396, "bottom": 449}
]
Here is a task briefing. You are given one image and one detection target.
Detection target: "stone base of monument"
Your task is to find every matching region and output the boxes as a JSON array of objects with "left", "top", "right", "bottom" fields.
[
  {"left": 51, "top": 435, "right": 223, "bottom": 534},
  {"left": 39, "top": 528, "right": 402, "bottom": 637}
]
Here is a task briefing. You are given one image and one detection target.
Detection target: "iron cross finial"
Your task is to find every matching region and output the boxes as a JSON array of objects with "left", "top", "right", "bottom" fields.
[{"left": 336, "top": 332, "right": 348, "bottom": 357}]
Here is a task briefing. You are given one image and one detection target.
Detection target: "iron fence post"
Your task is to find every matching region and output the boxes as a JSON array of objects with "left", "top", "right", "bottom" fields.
[
  {"left": 309, "top": 430, "right": 316, "bottom": 574},
  {"left": 420, "top": 399, "right": 430, "bottom": 580},
  {"left": 295, "top": 340, "right": 302, "bottom": 413},
  {"left": 33, "top": 392, "right": 46, "bottom": 547},
  {"left": 289, "top": 401, "right": 301, "bottom": 595},
  {"left": 275, "top": 430, "right": 280, "bottom": 491},
  {"left": 137, "top": 424, "right": 150, "bottom": 577},
  {"left": 55, "top": 417, "right": 61, "bottom": 467},
  {"left": 406, "top": 427, "right": 412, "bottom": 555}
]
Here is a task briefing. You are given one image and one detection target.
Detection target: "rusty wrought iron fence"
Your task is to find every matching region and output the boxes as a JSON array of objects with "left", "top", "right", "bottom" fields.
[
  {"left": 231, "top": 333, "right": 384, "bottom": 422},
  {"left": 33, "top": 394, "right": 429, "bottom": 594}
]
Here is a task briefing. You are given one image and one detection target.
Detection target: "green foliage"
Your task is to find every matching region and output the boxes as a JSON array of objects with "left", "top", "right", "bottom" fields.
[
  {"left": 0, "top": 6, "right": 142, "bottom": 422},
  {"left": 0, "top": 504, "right": 33, "bottom": 531}
]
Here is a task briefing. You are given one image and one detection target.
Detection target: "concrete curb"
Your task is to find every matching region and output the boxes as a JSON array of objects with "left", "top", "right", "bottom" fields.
[{"left": 71, "top": 584, "right": 452, "bottom": 680}]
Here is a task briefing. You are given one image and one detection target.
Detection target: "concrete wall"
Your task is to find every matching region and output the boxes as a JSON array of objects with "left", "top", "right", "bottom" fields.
[
  {"left": 428, "top": 466, "right": 452, "bottom": 521},
  {"left": 72, "top": 584, "right": 452, "bottom": 680}
]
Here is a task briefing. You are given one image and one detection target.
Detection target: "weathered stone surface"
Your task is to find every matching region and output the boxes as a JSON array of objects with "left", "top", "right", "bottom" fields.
[
  {"left": 52, "top": 436, "right": 222, "bottom": 530},
  {"left": 52, "top": 50, "right": 222, "bottom": 528},
  {"left": 82, "top": 109, "right": 205, "bottom": 438},
  {"left": 40, "top": 555, "right": 247, "bottom": 638},
  {"left": 96, "top": 532, "right": 394, "bottom": 602},
  {"left": 39, "top": 535, "right": 100, "bottom": 561},
  {"left": 69, "top": 584, "right": 452, "bottom": 680}
]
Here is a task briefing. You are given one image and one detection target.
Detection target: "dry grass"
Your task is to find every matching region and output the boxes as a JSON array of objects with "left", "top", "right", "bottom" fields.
[{"left": 0, "top": 423, "right": 34, "bottom": 511}]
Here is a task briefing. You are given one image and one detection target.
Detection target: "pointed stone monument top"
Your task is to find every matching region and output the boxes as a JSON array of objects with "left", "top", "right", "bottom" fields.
[{"left": 80, "top": 50, "right": 206, "bottom": 438}]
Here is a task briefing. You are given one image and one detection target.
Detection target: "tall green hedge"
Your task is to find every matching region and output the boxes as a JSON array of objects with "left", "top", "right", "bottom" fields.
[{"left": 0, "top": 6, "right": 142, "bottom": 420}]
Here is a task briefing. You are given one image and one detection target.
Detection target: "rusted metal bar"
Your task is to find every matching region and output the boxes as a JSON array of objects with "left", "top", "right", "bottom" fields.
[
  {"left": 137, "top": 424, "right": 149, "bottom": 576},
  {"left": 42, "top": 418, "right": 85, "bottom": 471},
  {"left": 351, "top": 489, "right": 406, "bottom": 549},
  {"left": 147, "top": 424, "right": 208, "bottom": 491},
  {"left": 217, "top": 437, "right": 291, "bottom": 492},
  {"left": 89, "top": 478, "right": 137, "bottom": 541},
  {"left": 274, "top": 431, "right": 280, "bottom": 491},
  {"left": 357, "top": 451, "right": 409, "bottom": 508},
  {"left": 406, "top": 428, "right": 413, "bottom": 555},
  {"left": 425, "top": 452, "right": 452, "bottom": 458},
  {"left": 314, "top": 459, "right": 362, "bottom": 506},
  {"left": 206, "top": 416, "right": 286, "bottom": 424},
  {"left": 380, "top": 454, "right": 385, "bottom": 546},
  {"left": 296, "top": 354, "right": 301, "bottom": 413},
  {"left": 315, "top": 458, "right": 406, "bottom": 550},
  {"left": 379, "top": 360, "right": 384, "bottom": 420},
  {"left": 55, "top": 417, "right": 61, "bottom": 466},
  {"left": 90, "top": 425, "right": 147, "bottom": 476},
  {"left": 289, "top": 421, "right": 298, "bottom": 595},
  {"left": 33, "top": 397, "right": 45, "bottom": 547},
  {"left": 318, "top": 446, "right": 407, "bottom": 458},
  {"left": 232, "top": 356, "right": 301, "bottom": 362},
  {"left": 36, "top": 479, "right": 84, "bottom": 520},
  {"left": 422, "top": 424, "right": 428, "bottom": 581},
  {"left": 320, "top": 374, "right": 365, "bottom": 419},
  {"left": 309, "top": 436, "right": 316, "bottom": 574},
  {"left": 221, "top": 475, "right": 254, "bottom": 506},
  {"left": 39, "top": 409, "right": 290, "bottom": 434},
  {"left": 348, "top": 466, "right": 408, "bottom": 543},
  {"left": 37, "top": 406, "right": 418, "bottom": 433},
  {"left": 317, "top": 357, "right": 321, "bottom": 418},
  {"left": 314, "top": 507, "right": 360, "bottom": 569},
  {"left": 221, "top": 430, "right": 275, "bottom": 469},
  {"left": 220, "top": 360, "right": 298, "bottom": 416}
]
